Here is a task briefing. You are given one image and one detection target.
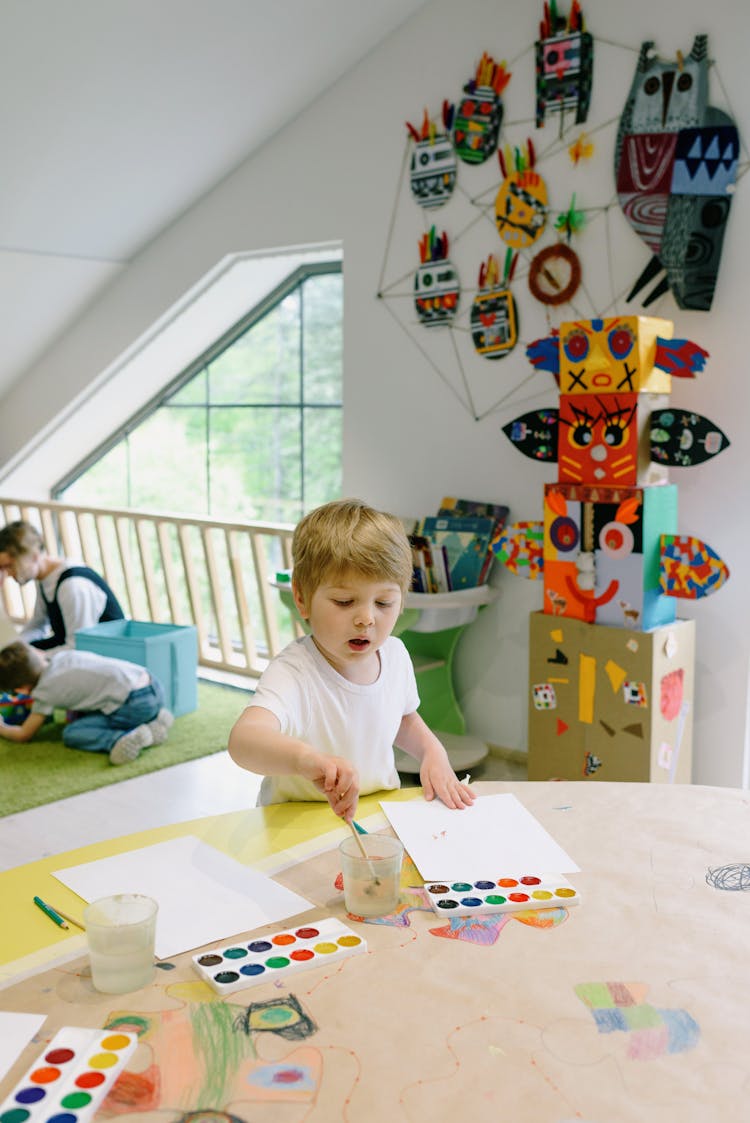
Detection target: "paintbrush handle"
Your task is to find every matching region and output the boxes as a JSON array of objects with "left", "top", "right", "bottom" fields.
[
  {"left": 347, "top": 820, "right": 381, "bottom": 883},
  {"left": 348, "top": 819, "right": 370, "bottom": 861}
]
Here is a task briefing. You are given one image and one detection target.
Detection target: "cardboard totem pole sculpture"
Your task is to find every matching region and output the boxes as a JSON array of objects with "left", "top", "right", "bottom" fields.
[{"left": 495, "top": 315, "right": 730, "bottom": 782}]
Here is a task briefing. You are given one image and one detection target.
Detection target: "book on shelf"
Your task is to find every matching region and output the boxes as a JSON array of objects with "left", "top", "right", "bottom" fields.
[
  {"left": 416, "top": 515, "right": 497, "bottom": 590},
  {"left": 435, "top": 499, "right": 510, "bottom": 585},
  {"left": 409, "top": 534, "right": 451, "bottom": 593},
  {"left": 438, "top": 497, "right": 510, "bottom": 528}
]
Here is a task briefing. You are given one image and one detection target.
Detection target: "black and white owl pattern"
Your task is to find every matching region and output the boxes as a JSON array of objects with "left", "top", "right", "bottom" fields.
[{"left": 614, "top": 34, "right": 739, "bottom": 311}]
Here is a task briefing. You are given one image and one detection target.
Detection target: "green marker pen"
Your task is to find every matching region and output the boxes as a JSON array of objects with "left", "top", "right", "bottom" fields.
[{"left": 33, "top": 895, "right": 70, "bottom": 930}]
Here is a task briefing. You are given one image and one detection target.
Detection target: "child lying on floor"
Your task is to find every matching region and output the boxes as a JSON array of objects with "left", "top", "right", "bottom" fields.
[{"left": 0, "top": 640, "right": 173, "bottom": 765}]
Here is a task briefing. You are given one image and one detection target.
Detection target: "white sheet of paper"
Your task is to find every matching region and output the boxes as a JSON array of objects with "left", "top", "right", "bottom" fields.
[
  {"left": 52, "top": 836, "right": 314, "bottom": 959},
  {"left": 380, "top": 793, "right": 580, "bottom": 880},
  {"left": 0, "top": 1012, "right": 46, "bottom": 1082}
]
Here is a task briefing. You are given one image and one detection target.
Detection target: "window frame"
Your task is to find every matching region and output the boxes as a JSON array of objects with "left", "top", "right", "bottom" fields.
[{"left": 52, "top": 260, "right": 343, "bottom": 519}]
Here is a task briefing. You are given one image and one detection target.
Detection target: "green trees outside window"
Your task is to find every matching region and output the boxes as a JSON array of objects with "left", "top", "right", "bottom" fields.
[{"left": 56, "top": 267, "right": 343, "bottom": 524}]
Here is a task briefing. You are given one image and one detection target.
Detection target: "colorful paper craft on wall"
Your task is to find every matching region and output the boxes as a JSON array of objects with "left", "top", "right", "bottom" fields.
[
  {"left": 452, "top": 53, "right": 511, "bottom": 165},
  {"left": 470, "top": 250, "right": 518, "bottom": 359},
  {"left": 495, "top": 141, "right": 548, "bottom": 250},
  {"left": 569, "top": 131, "right": 594, "bottom": 164},
  {"left": 528, "top": 243, "right": 582, "bottom": 306},
  {"left": 615, "top": 34, "right": 740, "bottom": 311},
  {"left": 381, "top": 16, "right": 741, "bottom": 431},
  {"left": 535, "top": 1, "right": 594, "bottom": 129},
  {"left": 414, "top": 227, "right": 459, "bottom": 328},
  {"left": 406, "top": 104, "right": 457, "bottom": 209}
]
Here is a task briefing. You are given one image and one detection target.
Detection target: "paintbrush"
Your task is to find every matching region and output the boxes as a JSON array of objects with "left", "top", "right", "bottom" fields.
[{"left": 347, "top": 819, "right": 381, "bottom": 888}]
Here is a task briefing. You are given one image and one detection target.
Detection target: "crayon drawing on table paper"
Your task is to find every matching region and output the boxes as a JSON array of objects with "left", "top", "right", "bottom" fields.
[
  {"left": 51, "top": 836, "right": 313, "bottom": 960},
  {"left": 380, "top": 793, "right": 580, "bottom": 880}
]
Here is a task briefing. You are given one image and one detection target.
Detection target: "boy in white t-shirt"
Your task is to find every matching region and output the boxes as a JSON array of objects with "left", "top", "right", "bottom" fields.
[
  {"left": 0, "top": 641, "right": 173, "bottom": 765},
  {"left": 228, "top": 498, "right": 475, "bottom": 820}
]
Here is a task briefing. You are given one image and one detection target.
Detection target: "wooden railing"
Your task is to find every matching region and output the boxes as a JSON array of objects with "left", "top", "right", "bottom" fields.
[{"left": 0, "top": 498, "right": 302, "bottom": 680}]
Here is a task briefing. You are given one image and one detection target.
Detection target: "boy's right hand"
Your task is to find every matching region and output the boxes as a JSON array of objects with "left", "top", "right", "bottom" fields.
[{"left": 300, "top": 751, "right": 359, "bottom": 820}]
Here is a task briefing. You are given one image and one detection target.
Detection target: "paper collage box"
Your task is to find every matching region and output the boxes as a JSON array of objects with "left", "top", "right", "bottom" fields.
[{"left": 528, "top": 611, "right": 695, "bottom": 783}]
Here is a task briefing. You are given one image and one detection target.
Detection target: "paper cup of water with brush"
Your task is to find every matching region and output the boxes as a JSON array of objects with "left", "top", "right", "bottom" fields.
[{"left": 339, "top": 826, "right": 403, "bottom": 918}]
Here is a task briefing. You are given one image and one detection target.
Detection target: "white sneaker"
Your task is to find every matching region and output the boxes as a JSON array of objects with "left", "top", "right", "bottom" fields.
[
  {"left": 110, "top": 724, "right": 154, "bottom": 765},
  {"left": 147, "top": 708, "right": 174, "bottom": 745}
]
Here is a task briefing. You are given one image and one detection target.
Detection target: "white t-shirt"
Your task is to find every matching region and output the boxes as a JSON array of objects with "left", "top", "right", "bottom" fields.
[
  {"left": 20, "top": 560, "right": 108, "bottom": 653},
  {"left": 31, "top": 649, "right": 151, "bottom": 716},
  {"left": 246, "top": 634, "right": 420, "bottom": 806}
]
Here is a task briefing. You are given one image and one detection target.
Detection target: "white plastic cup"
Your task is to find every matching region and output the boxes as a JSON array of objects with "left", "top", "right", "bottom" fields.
[
  {"left": 83, "top": 893, "right": 158, "bottom": 994},
  {"left": 339, "top": 833, "right": 404, "bottom": 918}
]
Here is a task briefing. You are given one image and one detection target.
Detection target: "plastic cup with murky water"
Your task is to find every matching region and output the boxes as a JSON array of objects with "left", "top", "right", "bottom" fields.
[
  {"left": 339, "top": 834, "right": 404, "bottom": 918},
  {"left": 83, "top": 893, "right": 158, "bottom": 994}
]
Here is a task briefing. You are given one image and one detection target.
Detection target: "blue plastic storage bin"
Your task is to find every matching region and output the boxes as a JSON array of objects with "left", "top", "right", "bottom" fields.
[{"left": 74, "top": 620, "right": 198, "bottom": 716}]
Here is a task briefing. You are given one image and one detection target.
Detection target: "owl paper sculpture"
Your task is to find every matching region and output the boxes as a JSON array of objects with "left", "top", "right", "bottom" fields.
[
  {"left": 496, "top": 315, "right": 730, "bottom": 629},
  {"left": 615, "top": 34, "right": 739, "bottom": 311}
]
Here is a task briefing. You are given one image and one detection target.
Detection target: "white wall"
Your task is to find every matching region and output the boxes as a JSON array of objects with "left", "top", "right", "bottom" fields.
[{"left": 1, "top": 0, "right": 748, "bottom": 785}]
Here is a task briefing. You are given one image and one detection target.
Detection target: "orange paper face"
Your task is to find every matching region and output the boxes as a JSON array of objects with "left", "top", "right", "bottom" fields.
[{"left": 557, "top": 393, "right": 639, "bottom": 485}]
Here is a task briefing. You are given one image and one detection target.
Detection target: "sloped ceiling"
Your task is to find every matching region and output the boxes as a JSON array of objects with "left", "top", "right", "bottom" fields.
[{"left": 0, "top": 0, "right": 430, "bottom": 397}]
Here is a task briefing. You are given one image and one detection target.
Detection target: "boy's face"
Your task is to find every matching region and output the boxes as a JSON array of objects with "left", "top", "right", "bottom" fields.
[
  {"left": 294, "top": 570, "right": 402, "bottom": 683},
  {"left": 0, "top": 548, "right": 40, "bottom": 585}
]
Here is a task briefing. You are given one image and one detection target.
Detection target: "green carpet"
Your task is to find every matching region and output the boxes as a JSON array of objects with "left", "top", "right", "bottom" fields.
[{"left": 0, "top": 680, "right": 248, "bottom": 817}]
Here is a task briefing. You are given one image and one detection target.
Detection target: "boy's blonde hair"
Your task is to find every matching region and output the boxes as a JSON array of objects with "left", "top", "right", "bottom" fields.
[
  {"left": 292, "top": 499, "right": 412, "bottom": 606},
  {"left": 0, "top": 521, "right": 44, "bottom": 558},
  {"left": 0, "top": 641, "right": 45, "bottom": 691}
]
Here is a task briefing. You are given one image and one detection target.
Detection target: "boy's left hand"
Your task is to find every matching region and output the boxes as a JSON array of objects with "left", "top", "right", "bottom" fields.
[
  {"left": 420, "top": 757, "right": 475, "bottom": 809},
  {"left": 0, "top": 711, "right": 45, "bottom": 742}
]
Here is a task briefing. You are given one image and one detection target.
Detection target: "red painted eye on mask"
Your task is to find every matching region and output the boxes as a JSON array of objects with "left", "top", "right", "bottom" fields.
[
  {"left": 599, "top": 521, "right": 634, "bottom": 559},
  {"left": 608, "top": 326, "right": 635, "bottom": 360},
  {"left": 564, "top": 330, "right": 589, "bottom": 362}
]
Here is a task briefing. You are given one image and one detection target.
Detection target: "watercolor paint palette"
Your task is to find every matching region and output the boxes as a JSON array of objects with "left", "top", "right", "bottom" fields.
[
  {"left": 423, "top": 873, "right": 580, "bottom": 916},
  {"left": 0, "top": 1026, "right": 137, "bottom": 1123},
  {"left": 192, "top": 917, "right": 368, "bottom": 995}
]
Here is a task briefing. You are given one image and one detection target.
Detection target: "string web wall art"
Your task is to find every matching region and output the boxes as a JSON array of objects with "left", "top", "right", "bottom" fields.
[{"left": 376, "top": 10, "right": 747, "bottom": 425}]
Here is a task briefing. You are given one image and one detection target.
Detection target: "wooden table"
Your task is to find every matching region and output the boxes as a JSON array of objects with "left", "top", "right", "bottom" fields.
[{"left": 1, "top": 780, "right": 748, "bottom": 1122}]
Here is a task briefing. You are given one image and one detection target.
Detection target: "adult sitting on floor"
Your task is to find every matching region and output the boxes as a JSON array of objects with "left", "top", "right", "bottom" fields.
[{"left": 0, "top": 520, "right": 124, "bottom": 654}]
